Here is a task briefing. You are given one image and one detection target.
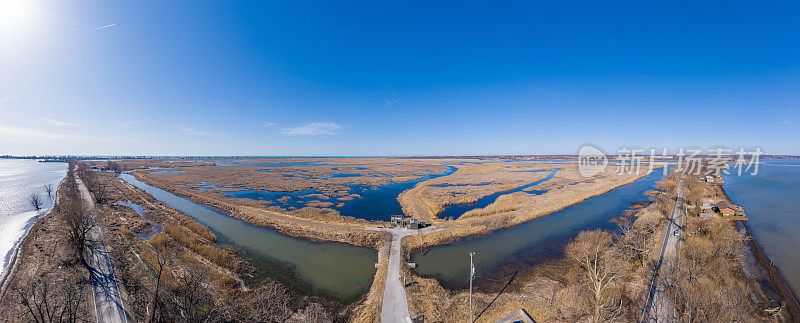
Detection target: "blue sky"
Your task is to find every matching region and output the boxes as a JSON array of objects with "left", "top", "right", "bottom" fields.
[{"left": 1, "top": 1, "right": 798, "bottom": 156}]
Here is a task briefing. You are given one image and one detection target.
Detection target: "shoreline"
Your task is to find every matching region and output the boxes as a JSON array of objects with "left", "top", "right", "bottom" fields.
[
  {"left": 0, "top": 174, "right": 67, "bottom": 299},
  {"left": 721, "top": 182, "right": 800, "bottom": 320},
  {"left": 741, "top": 222, "right": 800, "bottom": 320}
]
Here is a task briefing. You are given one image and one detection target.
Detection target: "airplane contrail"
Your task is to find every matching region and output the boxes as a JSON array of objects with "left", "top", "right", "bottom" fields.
[{"left": 93, "top": 24, "right": 116, "bottom": 30}]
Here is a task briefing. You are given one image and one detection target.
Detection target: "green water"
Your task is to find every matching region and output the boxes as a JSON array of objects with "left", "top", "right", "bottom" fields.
[{"left": 120, "top": 173, "right": 377, "bottom": 302}]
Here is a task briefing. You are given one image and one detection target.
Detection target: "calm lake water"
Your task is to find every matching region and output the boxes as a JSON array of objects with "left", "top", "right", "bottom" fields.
[
  {"left": 723, "top": 159, "right": 800, "bottom": 296},
  {"left": 0, "top": 159, "right": 67, "bottom": 278},
  {"left": 120, "top": 173, "right": 377, "bottom": 302},
  {"left": 412, "top": 169, "right": 664, "bottom": 289}
]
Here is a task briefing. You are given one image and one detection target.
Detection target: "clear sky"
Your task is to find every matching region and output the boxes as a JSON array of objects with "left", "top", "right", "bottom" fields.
[{"left": 1, "top": 1, "right": 798, "bottom": 156}]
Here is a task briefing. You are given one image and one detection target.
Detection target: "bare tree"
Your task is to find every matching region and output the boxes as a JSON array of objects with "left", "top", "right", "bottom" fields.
[
  {"left": 147, "top": 247, "right": 169, "bottom": 323},
  {"left": 77, "top": 164, "right": 99, "bottom": 192},
  {"left": 247, "top": 281, "right": 291, "bottom": 322},
  {"left": 566, "top": 230, "right": 622, "bottom": 322},
  {"left": 93, "top": 185, "right": 110, "bottom": 205},
  {"left": 615, "top": 222, "right": 648, "bottom": 267},
  {"left": 28, "top": 193, "right": 43, "bottom": 212},
  {"left": 59, "top": 177, "right": 96, "bottom": 263},
  {"left": 174, "top": 266, "right": 217, "bottom": 322},
  {"left": 301, "top": 303, "right": 332, "bottom": 323},
  {"left": 43, "top": 183, "right": 54, "bottom": 199},
  {"left": 107, "top": 161, "right": 122, "bottom": 173},
  {"left": 17, "top": 276, "right": 86, "bottom": 323}
]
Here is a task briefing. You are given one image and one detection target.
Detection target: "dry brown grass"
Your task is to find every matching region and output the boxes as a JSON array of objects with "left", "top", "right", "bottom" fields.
[
  {"left": 460, "top": 193, "right": 521, "bottom": 219},
  {"left": 399, "top": 163, "right": 551, "bottom": 223},
  {"left": 406, "top": 168, "right": 780, "bottom": 322},
  {"left": 149, "top": 232, "right": 170, "bottom": 248},
  {"left": 164, "top": 223, "right": 203, "bottom": 245},
  {"left": 0, "top": 170, "right": 100, "bottom": 322},
  {"left": 135, "top": 172, "right": 385, "bottom": 248},
  {"left": 404, "top": 167, "right": 653, "bottom": 251}
]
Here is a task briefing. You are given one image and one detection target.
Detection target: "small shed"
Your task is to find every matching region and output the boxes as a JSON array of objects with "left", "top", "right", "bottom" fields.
[
  {"left": 407, "top": 218, "right": 419, "bottom": 229},
  {"left": 717, "top": 200, "right": 740, "bottom": 217},
  {"left": 390, "top": 215, "right": 404, "bottom": 227},
  {"left": 700, "top": 202, "right": 714, "bottom": 211}
]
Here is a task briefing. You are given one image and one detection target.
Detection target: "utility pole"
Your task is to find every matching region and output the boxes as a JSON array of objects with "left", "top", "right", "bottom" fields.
[{"left": 469, "top": 251, "right": 475, "bottom": 323}]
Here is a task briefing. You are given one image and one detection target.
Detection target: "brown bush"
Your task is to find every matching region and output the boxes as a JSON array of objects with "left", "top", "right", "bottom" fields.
[
  {"left": 149, "top": 232, "right": 170, "bottom": 249},
  {"left": 184, "top": 220, "right": 216, "bottom": 242}
]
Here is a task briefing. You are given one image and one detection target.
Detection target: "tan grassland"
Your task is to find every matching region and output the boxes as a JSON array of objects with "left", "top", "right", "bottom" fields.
[
  {"left": 87, "top": 168, "right": 350, "bottom": 321},
  {"left": 403, "top": 164, "right": 657, "bottom": 251},
  {"left": 405, "top": 192, "right": 670, "bottom": 322},
  {"left": 133, "top": 171, "right": 388, "bottom": 247},
  {"left": 89, "top": 171, "right": 247, "bottom": 320},
  {"left": 399, "top": 162, "right": 552, "bottom": 223},
  {"left": 123, "top": 158, "right": 459, "bottom": 223},
  {"left": 79, "top": 158, "right": 672, "bottom": 321},
  {"left": 405, "top": 170, "right": 784, "bottom": 322}
]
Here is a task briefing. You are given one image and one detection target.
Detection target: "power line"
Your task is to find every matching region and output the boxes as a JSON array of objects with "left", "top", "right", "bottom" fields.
[{"left": 469, "top": 251, "right": 475, "bottom": 323}]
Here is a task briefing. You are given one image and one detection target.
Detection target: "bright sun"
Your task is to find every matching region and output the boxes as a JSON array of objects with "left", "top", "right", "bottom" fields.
[{"left": 1, "top": 0, "right": 37, "bottom": 37}]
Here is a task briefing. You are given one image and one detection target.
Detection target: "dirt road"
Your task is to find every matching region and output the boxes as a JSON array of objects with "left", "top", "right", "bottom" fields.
[
  {"left": 76, "top": 174, "right": 129, "bottom": 323},
  {"left": 641, "top": 178, "right": 684, "bottom": 322}
]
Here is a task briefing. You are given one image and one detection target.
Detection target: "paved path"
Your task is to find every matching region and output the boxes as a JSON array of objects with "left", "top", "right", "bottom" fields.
[
  {"left": 366, "top": 226, "right": 440, "bottom": 323},
  {"left": 76, "top": 174, "right": 129, "bottom": 323},
  {"left": 641, "top": 178, "right": 685, "bottom": 322},
  {"left": 381, "top": 228, "right": 413, "bottom": 322}
]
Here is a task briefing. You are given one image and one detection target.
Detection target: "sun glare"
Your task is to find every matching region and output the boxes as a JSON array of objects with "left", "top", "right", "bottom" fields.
[{"left": 1, "top": 0, "right": 37, "bottom": 38}]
